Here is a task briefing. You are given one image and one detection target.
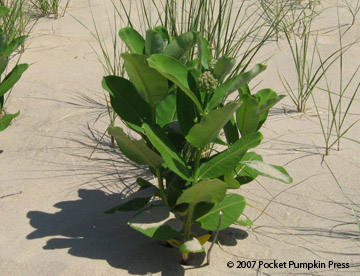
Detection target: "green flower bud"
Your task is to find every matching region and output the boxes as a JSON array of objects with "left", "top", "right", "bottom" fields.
[
  {"left": 209, "top": 58, "right": 217, "bottom": 71},
  {"left": 198, "top": 71, "right": 218, "bottom": 93}
]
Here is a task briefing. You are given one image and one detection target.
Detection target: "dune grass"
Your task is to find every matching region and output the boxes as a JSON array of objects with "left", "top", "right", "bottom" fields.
[
  {"left": 312, "top": 6, "right": 360, "bottom": 155},
  {"left": 29, "top": 0, "right": 70, "bottom": 19},
  {"left": 0, "top": 0, "right": 36, "bottom": 50}
]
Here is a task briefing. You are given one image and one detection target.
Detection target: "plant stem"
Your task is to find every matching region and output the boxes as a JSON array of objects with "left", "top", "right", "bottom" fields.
[
  {"left": 156, "top": 168, "right": 168, "bottom": 206},
  {"left": 184, "top": 149, "right": 202, "bottom": 240},
  {"left": 192, "top": 149, "right": 202, "bottom": 182},
  {"left": 184, "top": 203, "right": 194, "bottom": 239}
]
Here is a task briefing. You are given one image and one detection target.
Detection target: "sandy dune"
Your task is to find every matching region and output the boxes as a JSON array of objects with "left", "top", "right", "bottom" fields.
[{"left": 1, "top": 0, "right": 359, "bottom": 275}]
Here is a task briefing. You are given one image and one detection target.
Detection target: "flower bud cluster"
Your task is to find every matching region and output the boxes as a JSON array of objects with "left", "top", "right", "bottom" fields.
[
  {"left": 209, "top": 58, "right": 217, "bottom": 71},
  {"left": 198, "top": 71, "right": 218, "bottom": 93}
]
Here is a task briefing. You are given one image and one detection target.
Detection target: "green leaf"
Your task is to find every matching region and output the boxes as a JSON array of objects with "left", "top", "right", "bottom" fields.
[
  {"left": 153, "top": 26, "right": 169, "bottom": 45},
  {"left": 180, "top": 237, "right": 205, "bottom": 253},
  {"left": 0, "top": 64, "right": 29, "bottom": 98},
  {"left": 198, "top": 132, "right": 263, "bottom": 179},
  {"left": 213, "top": 56, "right": 236, "bottom": 82},
  {"left": 147, "top": 54, "right": 202, "bottom": 111},
  {"left": 0, "top": 54, "right": 8, "bottom": 76},
  {"left": 236, "top": 214, "right": 253, "bottom": 226},
  {"left": 156, "top": 92, "right": 177, "bottom": 127},
  {"left": 187, "top": 58, "right": 200, "bottom": 68},
  {"left": 119, "top": 27, "right": 145, "bottom": 54},
  {"left": 207, "top": 64, "right": 266, "bottom": 110},
  {"left": 163, "top": 31, "right": 197, "bottom": 59},
  {"left": 136, "top": 177, "right": 153, "bottom": 188},
  {"left": 176, "top": 87, "right": 197, "bottom": 135},
  {"left": 121, "top": 53, "right": 169, "bottom": 107},
  {"left": 0, "top": 111, "right": 19, "bottom": 131},
  {"left": 1, "top": 36, "right": 26, "bottom": 56},
  {"left": 224, "top": 172, "right": 240, "bottom": 189},
  {"left": 196, "top": 194, "right": 246, "bottom": 231},
  {"left": 240, "top": 160, "right": 293, "bottom": 184},
  {"left": 130, "top": 205, "right": 183, "bottom": 240},
  {"left": 0, "top": 6, "right": 10, "bottom": 18},
  {"left": 235, "top": 152, "right": 263, "bottom": 185},
  {"left": 143, "top": 123, "right": 192, "bottom": 181},
  {"left": 145, "top": 29, "right": 164, "bottom": 56},
  {"left": 104, "top": 186, "right": 158, "bottom": 213},
  {"left": 214, "top": 136, "right": 227, "bottom": 146},
  {"left": 236, "top": 94, "right": 260, "bottom": 136},
  {"left": 186, "top": 102, "right": 241, "bottom": 149},
  {"left": 108, "top": 126, "right": 163, "bottom": 169},
  {"left": 176, "top": 179, "right": 227, "bottom": 206},
  {"left": 255, "top": 89, "right": 285, "bottom": 129},
  {"left": 239, "top": 84, "right": 250, "bottom": 96},
  {"left": 197, "top": 35, "right": 211, "bottom": 70},
  {"left": 102, "top": 76, "right": 152, "bottom": 129},
  {"left": 0, "top": 33, "right": 6, "bottom": 52},
  {"left": 223, "top": 114, "right": 239, "bottom": 145}
]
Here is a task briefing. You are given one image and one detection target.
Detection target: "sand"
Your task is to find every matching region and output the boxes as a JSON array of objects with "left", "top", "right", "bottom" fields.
[{"left": 1, "top": 0, "right": 359, "bottom": 275}]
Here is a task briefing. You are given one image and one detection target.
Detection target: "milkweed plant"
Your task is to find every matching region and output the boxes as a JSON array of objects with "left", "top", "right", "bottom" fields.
[
  {"left": 0, "top": 6, "right": 28, "bottom": 132},
  {"left": 102, "top": 26, "right": 293, "bottom": 264}
]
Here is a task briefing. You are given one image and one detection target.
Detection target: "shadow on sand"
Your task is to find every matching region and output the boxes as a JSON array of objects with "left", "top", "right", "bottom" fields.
[
  {"left": 27, "top": 189, "right": 187, "bottom": 275},
  {"left": 26, "top": 188, "right": 250, "bottom": 275}
]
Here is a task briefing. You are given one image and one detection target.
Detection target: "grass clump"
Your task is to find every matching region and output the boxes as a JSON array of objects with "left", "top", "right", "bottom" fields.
[
  {"left": 312, "top": 7, "right": 360, "bottom": 155},
  {"left": 0, "top": 0, "right": 36, "bottom": 50},
  {"left": 30, "top": 0, "right": 70, "bottom": 19}
]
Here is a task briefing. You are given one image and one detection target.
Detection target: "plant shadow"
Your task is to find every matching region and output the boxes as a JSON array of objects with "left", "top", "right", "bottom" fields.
[{"left": 26, "top": 189, "right": 186, "bottom": 276}]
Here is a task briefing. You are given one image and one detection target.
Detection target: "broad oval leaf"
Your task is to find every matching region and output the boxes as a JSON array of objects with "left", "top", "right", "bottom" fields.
[
  {"left": 119, "top": 27, "right": 145, "bottom": 54},
  {"left": 176, "top": 88, "right": 197, "bottom": 135},
  {"left": 145, "top": 29, "right": 164, "bottom": 56},
  {"left": 180, "top": 237, "right": 205, "bottom": 253},
  {"left": 207, "top": 64, "right": 266, "bottom": 110},
  {"left": 197, "top": 35, "right": 212, "bottom": 70},
  {"left": 143, "top": 123, "right": 192, "bottom": 181},
  {"left": 0, "top": 111, "right": 19, "bottom": 131},
  {"left": 198, "top": 132, "right": 263, "bottom": 179},
  {"left": 130, "top": 205, "right": 183, "bottom": 240},
  {"left": 224, "top": 172, "right": 240, "bottom": 189},
  {"left": 108, "top": 126, "right": 163, "bottom": 169},
  {"left": 196, "top": 194, "right": 246, "bottom": 231},
  {"left": 213, "top": 56, "right": 236, "bottom": 82},
  {"left": 186, "top": 102, "right": 241, "bottom": 149},
  {"left": 255, "top": 89, "right": 285, "bottom": 129},
  {"left": 147, "top": 54, "right": 202, "bottom": 111},
  {"left": 156, "top": 92, "right": 177, "bottom": 127},
  {"left": 240, "top": 160, "right": 293, "bottom": 184},
  {"left": 104, "top": 186, "right": 158, "bottom": 213},
  {"left": 121, "top": 53, "right": 169, "bottom": 107},
  {"left": 163, "top": 31, "right": 197, "bottom": 59},
  {"left": 153, "top": 26, "right": 169, "bottom": 45},
  {"left": 235, "top": 152, "right": 263, "bottom": 185},
  {"left": 223, "top": 114, "right": 239, "bottom": 145},
  {"left": 102, "top": 76, "right": 152, "bottom": 130},
  {"left": 0, "top": 64, "right": 29, "bottom": 97},
  {"left": 176, "top": 179, "right": 227, "bottom": 206},
  {"left": 236, "top": 94, "right": 260, "bottom": 136}
]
